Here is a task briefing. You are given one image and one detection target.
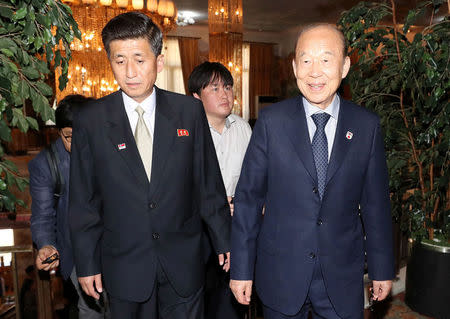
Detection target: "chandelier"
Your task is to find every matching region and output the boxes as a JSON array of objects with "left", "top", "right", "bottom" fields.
[
  {"left": 55, "top": 0, "right": 177, "bottom": 101},
  {"left": 208, "top": 0, "right": 243, "bottom": 116}
]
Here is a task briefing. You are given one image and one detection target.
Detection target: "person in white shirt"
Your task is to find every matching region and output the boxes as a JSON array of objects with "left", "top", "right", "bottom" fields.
[{"left": 188, "top": 62, "right": 252, "bottom": 319}]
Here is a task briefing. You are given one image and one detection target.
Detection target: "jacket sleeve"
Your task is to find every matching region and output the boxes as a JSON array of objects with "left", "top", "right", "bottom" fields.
[
  {"left": 360, "top": 119, "right": 395, "bottom": 281},
  {"left": 29, "top": 154, "right": 58, "bottom": 250},
  {"left": 230, "top": 112, "right": 268, "bottom": 280},
  {"left": 193, "top": 101, "right": 231, "bottom": 255},
  {"left": 69, "top": 117, "right": 103, "bottom": 277}
]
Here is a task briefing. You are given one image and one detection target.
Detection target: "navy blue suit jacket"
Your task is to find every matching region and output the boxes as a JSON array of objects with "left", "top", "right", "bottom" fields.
[
  {"left": 230, "top": 96, "right": 394, "bottom": 317},
  {"left": 29, "top": 138, "right": 73, "bottom": 280}
]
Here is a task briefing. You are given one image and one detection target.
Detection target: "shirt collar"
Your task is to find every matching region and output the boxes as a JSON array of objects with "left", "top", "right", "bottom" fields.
[
  {"left": 209, "top": 114, "right": 236, "bottom": 132},
  {"left": 303, "top": 94, "right": 340, "bottom": 120},
  {"left": 122, "top": 88, "right": 156, "bottom": 115}
]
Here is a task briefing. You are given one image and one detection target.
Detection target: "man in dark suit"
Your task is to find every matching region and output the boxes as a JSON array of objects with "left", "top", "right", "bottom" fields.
[
  {"left": 230, "top": 24, "right": 394, "bottom": 319},
  {"left": 69, "top": 12, "right": 231, "bottom": 319}
]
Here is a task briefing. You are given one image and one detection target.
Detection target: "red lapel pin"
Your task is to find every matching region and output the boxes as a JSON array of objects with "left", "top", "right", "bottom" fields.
[{"left": 177, "top": 129, "right": 189, "bottom": 136}]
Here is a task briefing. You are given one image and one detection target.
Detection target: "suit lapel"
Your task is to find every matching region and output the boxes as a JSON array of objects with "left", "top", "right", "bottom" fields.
[
  {"left": 105, "top": 91, "right": 149, "bottom": 188},
  {"left": 148, "top": 87, "right": 177, "bottom": 198},
  {"left": 285, "top": 97, "right": 317, "bottom": 184},
  {"left": 326, "top": 100, "right": 353, "bottom": 185}
]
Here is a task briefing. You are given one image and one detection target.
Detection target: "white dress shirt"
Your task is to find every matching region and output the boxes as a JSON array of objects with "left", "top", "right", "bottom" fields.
[
  {"left": 303, "top": 95, "right": 340, "bottom": 161},
  {"left": 122, "top": 89, "right": 156, "bottom": 136},
  {"left": 209, "top": 114, "right": 252, "bottom": 196}
]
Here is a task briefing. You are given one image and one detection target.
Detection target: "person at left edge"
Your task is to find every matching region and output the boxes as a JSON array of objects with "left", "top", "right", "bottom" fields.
[
  {"left": 69, "top": 12, "right": 231, "bottom": 319},
  {"left": 29, "top": 95, "right": 110, "bottom": 318}
]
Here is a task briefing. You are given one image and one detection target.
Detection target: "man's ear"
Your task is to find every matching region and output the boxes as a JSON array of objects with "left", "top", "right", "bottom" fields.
[
  {"left": 341, "top": 56, "right": 351, "bottom": 79},
  {"left": 156, "top": 54, "right": 164, "bottom": 73},
  {"left": 193, "top": 92, "right": 201, "bottom": 100},
  {"left": 292, "top": 59, "right": 298, "bottom": 79}
]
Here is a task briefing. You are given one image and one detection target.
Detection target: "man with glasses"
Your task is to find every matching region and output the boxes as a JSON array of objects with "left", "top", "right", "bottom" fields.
[{"left": 29, "top": 95, "right": 110, "bottom": 318}]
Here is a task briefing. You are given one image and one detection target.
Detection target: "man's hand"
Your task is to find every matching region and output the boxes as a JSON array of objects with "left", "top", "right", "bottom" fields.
[
  {"left": 218, "top": 252, "right": 230, "bottom": 272},
  {"left": 227, "top": 196, "right": 234, "bottom": 216},
  {"left": 36, "top": 245, "right": 59, "bottom": 271},
  {"left": 230, "top": 279, "right": 252, "bottom": 305},
  {"left": 78, "top": 274, "right": 103, "bottom": 300},
  {"left": 372, "top": 280, "right": 392, "bottom": 301}
]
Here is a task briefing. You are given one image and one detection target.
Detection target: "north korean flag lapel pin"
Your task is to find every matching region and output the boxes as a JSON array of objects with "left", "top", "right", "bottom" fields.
[
  {"left": 117, "top": 143, "right": 127, "bottom": 150},
  {"left": 177, "top": 129, "right": 189, "bottom": 137},
  {"left": 346, "top": 131, "right": 353, "bottom": 140}
]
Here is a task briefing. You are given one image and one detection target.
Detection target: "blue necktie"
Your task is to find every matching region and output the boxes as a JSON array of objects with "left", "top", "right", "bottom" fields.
[{"left": 311, "top": 113, "right": 330, "bottom": 200}]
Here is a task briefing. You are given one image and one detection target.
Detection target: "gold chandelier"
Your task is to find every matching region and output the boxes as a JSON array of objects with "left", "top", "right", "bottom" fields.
[
  {"left": 208, "top": 0, "right": 243, "bottom": 116},
  {"left": 55, "top": 0, "right": 177, "bottom": 101}
]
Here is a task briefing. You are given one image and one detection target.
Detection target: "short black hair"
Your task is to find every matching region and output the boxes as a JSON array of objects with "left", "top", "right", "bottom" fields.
[
  {"left": 101, "top": 11, "right": 163, "bottom": 58},
  {"left": 187, "top": 62, "right": 234, "bottom": 96},
  {"left": 55, "top": 95, "right": 94, "bottom": 129}
]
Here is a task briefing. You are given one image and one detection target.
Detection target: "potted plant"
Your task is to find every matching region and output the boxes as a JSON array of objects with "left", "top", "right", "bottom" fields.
[
  {"left": 0, "top": 0, "right": 79, "bottom": 215},
  {"left": 338, "top": 1, "right": 449, "bottom": 317}
]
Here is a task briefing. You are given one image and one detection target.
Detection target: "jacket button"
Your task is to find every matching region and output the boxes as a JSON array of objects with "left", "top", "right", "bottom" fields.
[
  {"left": 149, "top": 202, "right": 156, "bottom": 209},
  {"left": 152, "top": 233, "right": 160, "bottom": 240},
  {"left": 309, "top": 252, "right": 316, "bottom": 259},
  {"left": 312, "top": 187, "right": 318, "bottom": 194},
  {"left": 317, "top": 219, "right": 323, "bottom": 225}
]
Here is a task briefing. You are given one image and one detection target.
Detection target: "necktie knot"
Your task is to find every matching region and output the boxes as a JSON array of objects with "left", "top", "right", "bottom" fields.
[
  {"left": 311, "top": 113, "right": 330, "bottom": 131},
  {"left": 135, "top": 105, "right": 145, "bottom": 117}
]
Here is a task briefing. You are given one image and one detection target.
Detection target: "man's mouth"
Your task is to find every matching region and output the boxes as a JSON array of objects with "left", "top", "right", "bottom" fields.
[{"left": 308, "top": 83, "right": 325, "bottom": 91}]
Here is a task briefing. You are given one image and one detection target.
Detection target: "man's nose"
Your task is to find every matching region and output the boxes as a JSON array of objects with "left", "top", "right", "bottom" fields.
[
  {"left": 126, "top": 62, "right": 137, "bottom": 78},
  {"left": 220, "top": 87, "right": 229, "bottom": 99},
  {"left": 310, "top": 60, "right": 322, "bottom": 77}
]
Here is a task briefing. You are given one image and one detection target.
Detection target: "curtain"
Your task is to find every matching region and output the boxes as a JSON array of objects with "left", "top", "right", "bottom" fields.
[
  {"left": 242, "top": 43, "right": 250, "bottom": 121},
  {"left": 178, "top": 37, "right": 200, "bottom": 95},
  {"left": 155, "top": 38, "right": 185, "bottom": 94},
  {"left": 249, "top": 43, "right": 274, "bottom": 119}
]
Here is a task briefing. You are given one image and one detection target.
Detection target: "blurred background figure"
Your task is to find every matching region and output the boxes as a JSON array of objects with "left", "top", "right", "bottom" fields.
[{"left": 29, "top": 95, "right": 110, "bottom": 319}]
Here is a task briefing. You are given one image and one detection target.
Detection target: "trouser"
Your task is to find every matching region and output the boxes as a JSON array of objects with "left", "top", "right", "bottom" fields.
[
  {"left": 262, "top": 259, "right": 363, "bottom": 319},
  {"left": 70, "top": 268, "right": 111, "bottom": 319},
  {"left": 205, "top": 254, "right": 246, "bottom": 319},
  {"left": 109, "top": 260, "right": 204, "bottom": 319}
]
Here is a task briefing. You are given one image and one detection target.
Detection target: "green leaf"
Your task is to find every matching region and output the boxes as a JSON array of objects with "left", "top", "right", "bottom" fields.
[
  {"left": 26, "top": 117, "right": 39, "bottom": 130},
  {"left": 21, "top": 66, "right": 40, "bottom": 79},
  {"left": 0, "top": 119, "right": 11, "bottom": 142},
  {"left": 18, "top": 79, "right": 30, "bottom": 100},
  {"left": 0, "top": 7, "right": 14, "bottom": 19},
  {"left": 6, "top": 61, "right": 18, "bottom": 74},
  {"left": 54, "top": 50, "right": 61, "bottom": 67},
  {"left": 58, "top": 73, "right": 68, "bottom": 91},
  {"left": 24, "top": 20, "right": 36, "bottom": 36},
  {"left": 36, "top": 14, "right": 51, "bottom": 28},
  {"left": 0, "top": 48, "right": 14, "bottom": 57},
  {"left": 0, "top": 38, "right": 17, "bottom": 50},
  {"left": 33, "top": 36, "right": 43, "bottom": 50},
  {"left": 34, "top": 60, "right": 49, "bottom": 74},
  {"left": 35, "top": 81, "right": 53, "bottom": 96},
  {"left": 12, "top": 108, "right": 29, "bottom": 132},
  {"left": 13, "top": 6, "right": 27, "bottom": 21}
]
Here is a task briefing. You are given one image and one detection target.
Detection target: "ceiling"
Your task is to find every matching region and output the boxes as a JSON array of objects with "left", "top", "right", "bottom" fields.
[{"left": 173, "top": 0, "right": 439, "bottom": 32}]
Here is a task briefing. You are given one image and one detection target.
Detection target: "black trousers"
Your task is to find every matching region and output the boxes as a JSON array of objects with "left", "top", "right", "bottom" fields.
[
  {"left": 109, "top": 261, "right": 204, "bottom": 319},
  {"left": 205, "top": 254, "right": 247, "bottom": 319}
]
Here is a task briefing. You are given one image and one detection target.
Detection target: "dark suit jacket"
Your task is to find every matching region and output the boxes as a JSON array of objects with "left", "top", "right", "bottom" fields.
[
  {"left": 69, "top": 88, "right": 231, "bottom": 302},
  {"left": 230, "top": 96, "right": 394, "bottom": 317},
  {"left": 29, "top": 138, "right": 73, "bottom": 280}
]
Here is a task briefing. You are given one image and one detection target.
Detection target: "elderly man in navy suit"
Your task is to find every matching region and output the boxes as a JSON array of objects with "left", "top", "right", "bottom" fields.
[{"left": 230, "top": 24, "right": 394, "bottom": 319}]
